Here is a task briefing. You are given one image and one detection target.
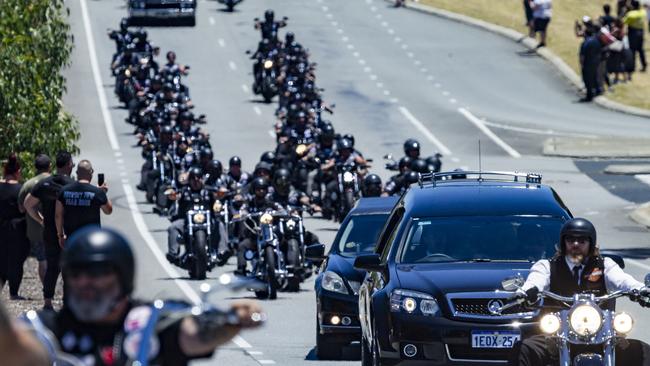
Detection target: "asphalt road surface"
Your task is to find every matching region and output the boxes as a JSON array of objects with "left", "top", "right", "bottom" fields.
[{"left": 62, "top": 0, "right": 650, "bottom": 364}]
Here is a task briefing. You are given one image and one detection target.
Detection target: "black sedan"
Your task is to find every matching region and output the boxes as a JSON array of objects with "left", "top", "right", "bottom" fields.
[{"left": 307, "top": 196, "right": 398, "bottom": 360}]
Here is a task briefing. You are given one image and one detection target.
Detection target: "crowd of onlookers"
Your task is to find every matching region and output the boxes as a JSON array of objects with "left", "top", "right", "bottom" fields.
[
  {"left": 0, "top": 152, "right": 112, "bottom": 309},
  {"left": 524, "top": 0, "right": 649, "bottom": 102}
]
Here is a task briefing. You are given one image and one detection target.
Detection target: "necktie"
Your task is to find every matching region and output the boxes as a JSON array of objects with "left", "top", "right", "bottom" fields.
[{"left": 573, "top": 265, "right": 582, "bottom": 285}]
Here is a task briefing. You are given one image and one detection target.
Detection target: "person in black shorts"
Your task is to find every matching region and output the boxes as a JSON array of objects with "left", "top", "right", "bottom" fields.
[
  {"left": 0, "top": 154, "right": 30, "bottom": 300},
  {"left": 24, "top": 151, "right": 75, "bottom": 310},
  {"left": 55, "top": 160, "right": 112, "bottom": 248}
]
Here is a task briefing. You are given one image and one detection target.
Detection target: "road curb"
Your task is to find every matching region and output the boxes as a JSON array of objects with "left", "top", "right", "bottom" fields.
[
  {"left": 392, "top": 0, "right": 650, "bottom": 119},
  {"left": 630, "top": 202, "right": 650, "bottom": 229},
  {"left": 604, "top": 164, "right": 650, "bottom": 175},
  {"left": 542, "top": 136, "right": 650, "bottom": 158}
]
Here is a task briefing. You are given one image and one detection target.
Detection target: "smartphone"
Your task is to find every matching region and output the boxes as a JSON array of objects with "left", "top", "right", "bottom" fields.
[{"left": 98, "top": 173, "right": 105, "bottom": 186}]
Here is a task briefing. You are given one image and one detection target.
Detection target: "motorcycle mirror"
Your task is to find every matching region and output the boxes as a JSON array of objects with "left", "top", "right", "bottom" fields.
[
  {"left": 283, "top": 16, "right": 289, "bottom": 20},
  {"left": 384, "top": 154, "right": 393, "bottom": 160},
  {"left": 501, "top": 275, "right": 525, "bottom": 291},
  {"left": 366, "top": 158, "right": 374, "bottom": 163},
  {"left": 645, "top": 273, "right": 650, "bottom": 287},
  {"left": 245, "top": 50, "right": 252, "bottom": 55},
  {"left": 305, "top": 243, "right": 326, "bottom": 261}
]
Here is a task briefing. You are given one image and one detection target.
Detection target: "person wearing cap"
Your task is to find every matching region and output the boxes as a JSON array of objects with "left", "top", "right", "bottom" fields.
[
  {"left": 18, "top": 154, "right": 52, "bottom": 286},
  {"left": 55, "top": 160, "right": 112, "bottom": 249},
  {"left": 508, "top": 218, "right": 650, "bottom": 365},
  {"left": 25, "top": 226, "right": 263, "bottom": 365}
]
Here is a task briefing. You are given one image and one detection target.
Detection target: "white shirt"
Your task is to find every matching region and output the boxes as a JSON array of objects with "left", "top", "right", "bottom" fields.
[
  {"left": 522, "top": 256, "right": 644, "bottom": 293},
  {"left": 531, "top": 0, "right": 552, "bottom": 19}
]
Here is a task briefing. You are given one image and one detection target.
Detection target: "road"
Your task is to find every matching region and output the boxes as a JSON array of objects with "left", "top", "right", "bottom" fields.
[{"left": 61, "top": 0, "right": 650, "bottom": 364}]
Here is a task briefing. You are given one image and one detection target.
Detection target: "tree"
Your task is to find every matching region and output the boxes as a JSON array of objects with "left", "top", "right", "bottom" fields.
[{"left": 0, "top": 0, "right": 79, "bottom": 177}]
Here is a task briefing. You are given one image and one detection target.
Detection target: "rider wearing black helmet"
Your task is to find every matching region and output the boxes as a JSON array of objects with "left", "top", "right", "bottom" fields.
[
  {"left": 383, "top": 156, "right": 412, "bottom": 196},
  {"left": 254, "top": 9, "right": 287, "bottom": 42},
  {"left": 26, "top": 226, "right": 263, "bottom": 365},
  {"left": 225, "top": 156, "right": 250, "bottom": 193},
  {"left": 410, "top": 158, "right": 429, "bottom": 174},
  {"left": 509, "top": 218, "right": 650, "bottom": 366},
  {"left": 403, "top": 138, "right": 421, "bottom": 159},
  {"left": 362, "top": 174, "right": 383, "bottom": 197}
]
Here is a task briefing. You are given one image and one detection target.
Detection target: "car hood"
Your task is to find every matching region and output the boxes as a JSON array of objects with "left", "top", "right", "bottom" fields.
[
  {"left": 326, "top": 253, "right": 366, "bottom": 283},
  {"left": 395, "top": 262, "right": 533, "bottom": 294}
]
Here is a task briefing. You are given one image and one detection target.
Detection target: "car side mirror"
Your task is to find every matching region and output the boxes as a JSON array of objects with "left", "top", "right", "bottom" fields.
[
  {"left": 354, "top": 254, "right": 383, "bottom": 272},
  {"left": 645, "top": 273, "right": 650, "bottom": 287},
  {"left": 305, "top": 243, "right": 326, "bottom": 261},
  {"left": 603, "top": 253, "right": 625, "bottom": 269},
  {"left": 501, "top": 275, "right": 525, "bottom": 291}
]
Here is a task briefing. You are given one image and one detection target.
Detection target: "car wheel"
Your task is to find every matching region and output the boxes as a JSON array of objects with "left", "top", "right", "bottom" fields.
[{"left": 316, "top": 320, "right": 343, "bottom": 360}]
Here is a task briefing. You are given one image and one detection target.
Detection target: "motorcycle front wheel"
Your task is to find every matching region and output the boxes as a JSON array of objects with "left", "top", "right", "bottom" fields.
[
  {"left": 255, "top": 246, "right": 277, "bottom": 300},
  {"left": 285, "top": 239, "right": 301, "bottom": 292},
  {"left": 189, "top": 230, "right": 208, "bottom": 280}
]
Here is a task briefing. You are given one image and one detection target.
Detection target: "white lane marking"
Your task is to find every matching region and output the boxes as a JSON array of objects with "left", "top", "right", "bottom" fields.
[
  {"left": 347, "top": 44, "right": 355, "bottom": 49},
  {"left": 394, "top": 37, "right": 402, "bottom": 42},
  {"left": 363, "top": 67, "right": 372, "bottom": 73},
  {"left": 401, "top": 44, "right": 408, "bottom": 49},
  {"left": 442, "top": 91, "right": 450, "bottom": 96},
  {"left": 116, "top": 158, "right": 124, "bottom": 164},
  {"left": 218, "top": 38, "right": 226, "bottom": 47},
  {"left": 337, "top": 28, "right": 344, "bottom": 34},
  {"left": 399, "top": 106, "right": 452, "bottom": 156},
  {"left": 359, "top": 59, "right": 366, "bottom": 65},
  {"left": 376, "top": 14, "right": 383, "bottom": 19},
  {"left": 451, "top": 157, "right": 461, "bottom": 163},
  {"left": 209, "top": 16, "right": 215, "bottom": 25},
  {"left": 407, "top": 52, "right": 414, "bottom": 58},
  {"left": 628, "top": 259, "right": 650, "bottom": 271},
  {"left": 114, "top": 151, "right": 122, "bottom": 157},
  {"left": 457, "top": 108, "right": 521, "bottom": 158},
  {"left": 242, "top": 84, "right": 249, "bottom": 93},
  {"left": 79, "top": 0, "right": 119, "bottom": 151},
  {"left": 253, "top": 106, "right": 262, "bottom": 116},
  {"left": 267, "top": 130, "right": 276, "bottom": 138},
  {"left": 427, "top": 75, "right": 434, "bottom": 81},
  {"left": 390, "top": 98, "right": 399, "bottom": 103},
  {"left": 481, "top": 120, "right": 598, "bottom": 138},
  {"left": 449, "top": 99, "right": 457, "bottom": 104},
  {"left": 434, "top": 83, "right": 441, "bottom": 88},
  {"left": 248, "top": 351, "right": 263, "bottom": 356},
  {"left": 326, "top": 13, "right": 333, "bottom": 18},
  {"left": 376, "top": 82, "right": 384, "bottom": 88},
  {"left": 369, "top": 75, "right": 378, "bottom": 81},
  {"left": 229, "top": 61, "right": 237, "bottom": 71},
  {"left": 414, "top": 60, "right": 421, "bottom": 65},
  {"left": 259, "top": 361, "right": 276, "bottom": 365},
  {"left": 370, "top": 6, "right": 377, "bottom": 11},
  {"left": 421, "top": 68, "right": 428, "bottom": 73},
  {"left": 353, "top": 52, "right": 360, "bottom": 58},
  {"left": 120, "top": 171, "right": 127, "bottom": 177},
  {"left": 331, "top": 21, "right": 338, "bottom": 26},
  {"left": 388, "top": 29, "right": 395, "bottom": 34},
  {"left": 82, "top": 0, "right": 264, "bottom": 357},
  {"left": 322, "top": 5, "right": 329, "bottom": 11},
  {"left": 381, "top": 21, "right": 388, "bottom": 27},
  {"left": 383, "top": 90, "right": 391, "bottom": 96},
  {"left": 342, "top": 36, "right": 349, "bottom": 42}
]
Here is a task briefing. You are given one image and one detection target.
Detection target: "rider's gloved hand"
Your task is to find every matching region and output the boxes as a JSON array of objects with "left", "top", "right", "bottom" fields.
[
  {"left": 638, "top": 287, "right": 650, "bottom": 308},
  {"left": 516, "top": 287, "right": 540, "bottom": 307}
]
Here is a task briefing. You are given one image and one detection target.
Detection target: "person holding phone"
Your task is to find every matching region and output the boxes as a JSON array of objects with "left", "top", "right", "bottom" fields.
[{"left": 55, "top": 160, "right": 112, "bottom": 249}]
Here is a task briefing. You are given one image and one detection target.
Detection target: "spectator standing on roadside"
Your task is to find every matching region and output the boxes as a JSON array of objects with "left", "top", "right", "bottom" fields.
[
  {"left": 17, "top": 154, "right": 51, "bottom": 286},
  {"left": 607, "top": 18, "right": 627, "bottom": 83},
  {"left": 55, "top": 160, "right": 112, "bottom": 248},
  {"left": 0, "top": 154, "right": 30, "bottom": 300},
  {"left": 530, "top": 0, "right": 552, "bottom": 48},
  {"left": 600, "top": 4, "right": 616, "bottom": 28},
  {"left": 24, "top": 151, "right": 75, "bottom": 310},
  {"left": 617, "top": 0, "right": 631, "bottom": 17},
  {"left": 580, "top": 28, "right": 604, "bottom": 101},
  {"left": 524, "top": 0, "right": 535, "bottom": 37},
  {"left": 623, "top": 0, "right": 647, "bottom": 71}
]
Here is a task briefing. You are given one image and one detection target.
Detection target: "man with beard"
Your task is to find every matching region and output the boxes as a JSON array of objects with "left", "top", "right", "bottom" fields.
[
  {"left": 508, "top": 218, "right": 650, "bottom": 366},
  {"left": 26, "top": 226, "right": 263, "bottom": 365}
]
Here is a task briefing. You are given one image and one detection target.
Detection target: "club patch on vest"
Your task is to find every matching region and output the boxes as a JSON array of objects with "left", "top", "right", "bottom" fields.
[
  {"left": 124, "top": 306, "right": 152, "bottom": 332},
  {"left": 586, "top": 268, "right": 603, "bottom": 282}
]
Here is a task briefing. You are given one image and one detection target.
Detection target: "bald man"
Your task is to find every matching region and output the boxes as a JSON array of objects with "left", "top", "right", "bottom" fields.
[{"left": 55, "top": 160, "right": 112, "bottom": 248}]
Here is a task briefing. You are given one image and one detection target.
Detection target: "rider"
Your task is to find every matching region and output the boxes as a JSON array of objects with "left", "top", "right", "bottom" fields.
[
  {"left": 508, "top": 218, "right": 650, "bottom": 366},
  {"left": 225, "top": 156, "right": 251, "bottom": 193},
  {"left": 383, "top": 156, "right": 412, "bottom": 196},
  {"left": 254, "top": 9, "right": 287, "bottom": 42},
  {"left": 362, "top": 174, "right": 383, "bottom": 197},
  {"left": 26, "top": 226, "right": 263, "bottom": 365}
]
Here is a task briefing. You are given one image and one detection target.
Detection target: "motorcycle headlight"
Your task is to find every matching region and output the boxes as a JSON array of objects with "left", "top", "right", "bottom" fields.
[
  {"left": 264, "top": 60, "right": 274, "bottom": 69},
  {"left": 613, "top": 312, "right": 634, "bottom": 334},
  {"left": 343, "top": 171, "right": 354, "bottom": 183},
  {"left": 295, "top": 144, "right": 307, "bottom": 156},
  {"left": 322, "top": 271, "right": 348, "bottom": 295},
  {"left": 260, "top": 213, "right": 274, "bottom": 225},
  {"left": 539, "top": 314, "right": 561, "bottom": 334},
  {"left": 192, "top": 213, "right": 206, "bottom": 224},
  {"left": 213, "top": 201, "right": 223, "bottom": 212},
  {"left": 569, "top": 305, "right": 602, "bottom": 336},
  {"left": 390, "top": 289, "right": 440, "bottom": 316},
  {"left": 286, "top": 219, "right": 296, "bottom": 229}
]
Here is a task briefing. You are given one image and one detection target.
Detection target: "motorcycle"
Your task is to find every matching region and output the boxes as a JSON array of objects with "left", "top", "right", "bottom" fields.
[
  {"left": 493, "top": 274, "right": 650, "bottom": 366},
  {"left": 275, "top": 205, "right": 313, "bottom": 291},
  {"left": 332, "top": 161, "right": 370, "bottom": 222},
  {"left": 255, "top": 54, "right": 279, "bottom": 103},
  {"left": 148, "top": 151, "right": 178, "bottom": 216},
  {"left": 217, "top": 0, "right": 242, "bottom": 12}
]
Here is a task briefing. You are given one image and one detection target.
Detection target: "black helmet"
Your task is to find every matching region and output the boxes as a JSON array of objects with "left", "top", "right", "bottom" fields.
[
  {"left": 338, "top": 138, "right": 353, "bottom": 151},
  {"left": 161, "top": 125, "right": 173, "bottom": 135},
  {"left": 320, "top": 123, "right": 335, "bottom": 139},
  {"left": 559, "top": 218, "right": 597, "bottom": 253},
  {"left": 251, "top": 176, "right": 270, "bottom": 192},
  {"left": 62, "top": 226, "right": 135, "bottom": 296},
  {"left": 179, "top": 111, "right": 194, "bottom": 122},
  {"left": 363, "top": 174, "right": 382, "bottom": 197},
  {"left": 260, "top": 151, "right": 276, "bottom": 165},
  {"left": 254, "top": 162, "right": 272, "bottom": 177},
  {"left": 426, "top": 153, "right": 443, "bottom": 173},
  {"left": 199, "top": 147, "right": 214, "bottom": 161},
  {"left": 343, "top": 134, "right": 355, "bottom": 147},
  {"left": 229, "top": 156, "right": 242, "bottom": 167},
  {"left": 264, "top": 9, "right": 274, "bottom": 21},
  {"left": 410, "top": 158, "right": 429, "bottom": 174},
  {"left": 398, "top": 156, "right": 413, "bottom": 172},
  {"left": 206, "top": 159, "right": 223, "bottom": 177},
  {"left": 188, "top": 166, "right": 203, "bottom": 179},
  {"left": 403, "top": 138, "right": 421, "bottom": 157},
  {"left": 404, "top": 171, "right": 420, "bottom": 185},
  {"left": 285, "top": 31, "right": 295, "bottom": 44},
  {"left": 273, "top": 168, "right": 292, "bottom": 195},
  {"left": 162, "top": 82, "right": 174, "bottom": 92},
  {"left": 120, "top": 18, "right": 129, "bottom": 31},
  {"left": 136, "top": 28, "right": 147, "bottom": 42}
]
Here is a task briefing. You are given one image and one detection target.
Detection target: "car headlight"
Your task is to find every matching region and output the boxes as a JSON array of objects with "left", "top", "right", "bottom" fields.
[
  {"left": 343, "top": 172, "right": 354, "bottom": 183},
  {"left": 613, "top": 312, "right": 634, "bottom": 334},
  {"left": 192, "top": 213, "right": 206, "bottom": 224},
  {"left": 322, "top": 271, "right": 348, "bottom": 295},
  {"left": 569, "top": 305, "right": 602, "bottom": 336},
  {"left": 539, "top": 314, "right": 561, "bottom": 334},
  {"left": 260, "top": 213, "right": 273, "bottom": 224},
  {"left": 264, "top": 60, "right": 274, "bottom": 69},
  {"left": 390, "top": 289, "right": 440, "bottom": 316}
]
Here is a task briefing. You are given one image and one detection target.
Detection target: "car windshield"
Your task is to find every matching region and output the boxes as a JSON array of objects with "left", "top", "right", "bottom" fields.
[
  {"left": 337, "top": 214, "right": 389, "bottom": 257},
  {"left": 399, "top": 216, "right": 563, "bottom": 263}
]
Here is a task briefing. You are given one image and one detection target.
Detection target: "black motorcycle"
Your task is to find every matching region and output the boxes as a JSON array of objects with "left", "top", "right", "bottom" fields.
[{"left": 217, "top": 0, "right": 242, "bottom": 11}]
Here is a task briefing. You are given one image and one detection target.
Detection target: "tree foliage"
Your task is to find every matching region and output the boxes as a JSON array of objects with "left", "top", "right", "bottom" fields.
[{"left": 0, "top": 0, "right": 79, "bottom": 177}]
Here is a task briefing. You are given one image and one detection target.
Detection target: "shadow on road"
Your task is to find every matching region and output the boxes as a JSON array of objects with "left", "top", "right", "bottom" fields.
[{"left": 304, "top": 344, "right": 361, "bottom": 361}]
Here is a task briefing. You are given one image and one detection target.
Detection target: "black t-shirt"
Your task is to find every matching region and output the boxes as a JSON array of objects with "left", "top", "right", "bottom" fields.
[
  {"left": 57, "top": 181, "right": 108, "bottom": 236},
  {"left": 30, "top": 174, "right": 75, "bottom": 244},
  {"left": 0, "top": 182, "right": 22, "bottom": 222},
  {"left": 38, "top": 300, "right": 212, "bottom": 366}
]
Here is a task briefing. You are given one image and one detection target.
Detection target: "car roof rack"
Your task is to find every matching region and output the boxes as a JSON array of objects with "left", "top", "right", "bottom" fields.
[{"left": 419, "top": 171, "right": 542, "bottom": 188}]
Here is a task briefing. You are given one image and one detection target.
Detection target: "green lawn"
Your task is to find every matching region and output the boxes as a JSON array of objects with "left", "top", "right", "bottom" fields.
[{"left": 419, "top": 0, "right": 650, "bottom": 110}]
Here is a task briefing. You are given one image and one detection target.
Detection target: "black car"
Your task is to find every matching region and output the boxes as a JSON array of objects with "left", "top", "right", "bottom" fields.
[
  {"left": 356, "top": 171, "right": 573, "bottom": 365},
  {"left": 128, "top": 0, "right": 196, "bottom": 26},
  {"left": 308, "top": 197, "right": 399, "bottom": 360}
]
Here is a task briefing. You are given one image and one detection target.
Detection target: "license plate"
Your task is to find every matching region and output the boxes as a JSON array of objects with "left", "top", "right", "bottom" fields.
[{"left": 471, "top": 331, "right": 520, "bottom": 348}]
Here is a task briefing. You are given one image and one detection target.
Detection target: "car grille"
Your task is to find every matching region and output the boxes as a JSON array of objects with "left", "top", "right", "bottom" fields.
[
  {"left": 146, "top": 3, "right": 181, "bottom": 9},
  {"left": 452, "top": 298, "right": 525, "bottom": 316},
  {"left": 446, "top": 292, "right": 538, "bottom": 321},
  {"left": 446, "top": 344, "right": 510, "bottom": 362}
]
